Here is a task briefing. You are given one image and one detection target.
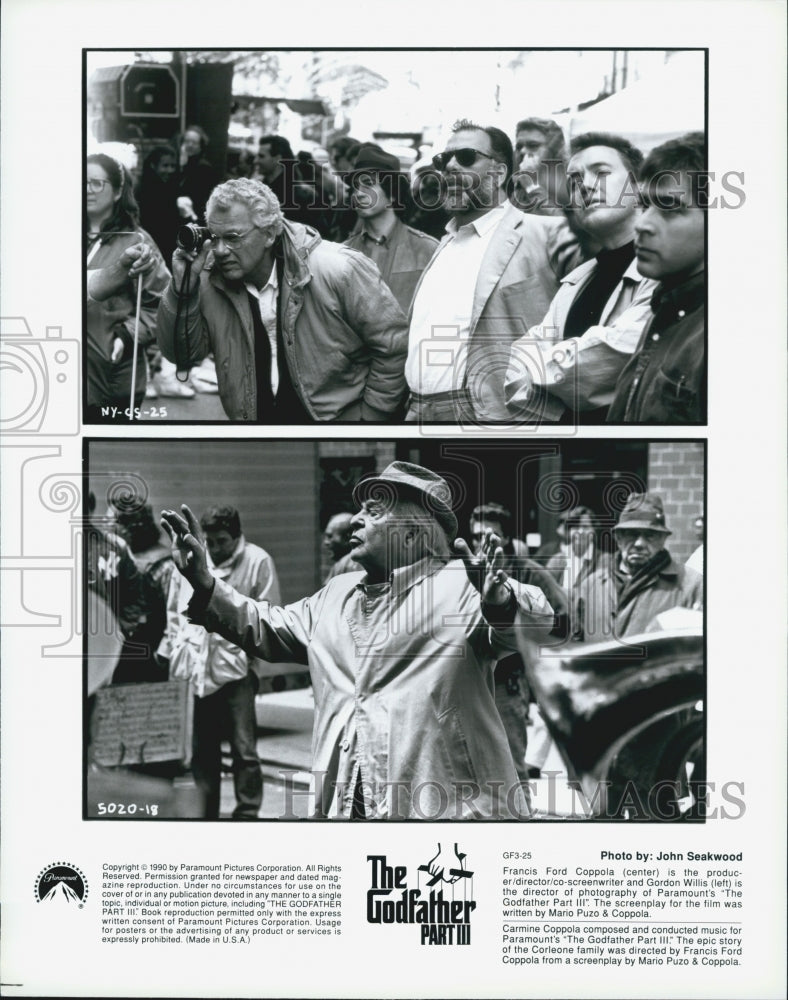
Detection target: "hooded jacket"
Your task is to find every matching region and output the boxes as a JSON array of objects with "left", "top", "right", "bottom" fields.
[{"left": 156, "top": 220, "right": 408, "bottom": 421}]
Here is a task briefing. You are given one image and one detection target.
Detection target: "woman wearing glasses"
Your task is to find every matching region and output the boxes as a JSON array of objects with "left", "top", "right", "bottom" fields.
[{"left": 86, "top": 153, "right": 170, "bottom": 420}]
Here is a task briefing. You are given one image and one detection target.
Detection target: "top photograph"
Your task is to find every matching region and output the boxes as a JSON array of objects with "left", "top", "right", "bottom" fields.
[{"left": 84, "top": 48, "right": 708, "bottom": 428}]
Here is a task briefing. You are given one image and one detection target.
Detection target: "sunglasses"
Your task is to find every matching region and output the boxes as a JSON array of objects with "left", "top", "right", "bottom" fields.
[{"left": 431, "top": 147, "right": 496, "bottom": 171}]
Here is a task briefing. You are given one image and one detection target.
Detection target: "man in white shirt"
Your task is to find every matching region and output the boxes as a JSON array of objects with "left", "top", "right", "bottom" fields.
[{"left": 404, "top": 119, "right": 578, "bottom": 423}]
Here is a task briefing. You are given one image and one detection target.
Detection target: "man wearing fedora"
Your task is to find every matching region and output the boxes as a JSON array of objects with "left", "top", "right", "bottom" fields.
[
  {"left": 578, "top": 492, "right": 703, "bottom": 642},
  {"left": 343, "top": 143, "right": 439, "bottom": 314},
  {"left": 162, "top": 462, "right": 555, "bottom": 820}
]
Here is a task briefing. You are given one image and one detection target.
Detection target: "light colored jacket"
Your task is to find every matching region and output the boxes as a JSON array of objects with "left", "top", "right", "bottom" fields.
[
  {"left": 505, "top": 258, "right": 658, "bottom": 421},
  {"left": 408, "top": 202, "right": 580, "bottom": 421},
  {"left": 196, "top": 556, "right": 555, "bottom": 819},
  {"left": 164, "top": 537, "right": 280, "bottom": 697},
  {"left": 156, "top": 221, "right": 408, "bottom": 421}
]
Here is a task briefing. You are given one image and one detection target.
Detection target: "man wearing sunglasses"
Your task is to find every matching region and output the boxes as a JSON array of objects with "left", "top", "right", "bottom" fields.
[
  {"left": 404, "top": 119, "right": 578, "bottom": 423},
  {"left": 156, "top": 178, "right": 408, "bottom": 422}
]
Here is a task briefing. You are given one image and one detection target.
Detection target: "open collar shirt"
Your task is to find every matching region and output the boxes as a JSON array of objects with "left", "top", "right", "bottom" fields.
[{"left": 405, "top": 203, "right": 507, "bottom": 395}]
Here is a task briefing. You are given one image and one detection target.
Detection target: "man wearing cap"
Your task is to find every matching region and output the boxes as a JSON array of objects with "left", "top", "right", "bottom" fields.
[
  {"left": 344, "top": 144, "right": 439, "bottom": 314},
  {"left": 577, "top": 492, "right": 703, "bottom": 641},
  {"left": 162, "top": 462, "right": 555, "bottom": 820}
]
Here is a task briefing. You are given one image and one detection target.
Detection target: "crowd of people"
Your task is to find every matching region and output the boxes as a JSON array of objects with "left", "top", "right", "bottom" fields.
[
  {"left": 85, "top": 115, "right": 706, "bottom": 423},
  {"left": 87, "top": 461, "right": 704, "bottom": 820}
]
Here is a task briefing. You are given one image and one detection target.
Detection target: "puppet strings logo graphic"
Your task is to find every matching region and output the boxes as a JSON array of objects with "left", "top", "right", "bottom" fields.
[
  {"left": 366, "top": 844, "right": 476, "bottom": 946},
  {"left": 34, "top": 863, "right": 88, "bottom": 907}
]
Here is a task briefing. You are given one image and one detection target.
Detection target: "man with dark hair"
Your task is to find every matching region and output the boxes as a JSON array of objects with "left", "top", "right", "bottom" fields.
[
  {"left": 512, "top": 117, "right": 568, "bottom": 215},
  {"left": 343, "top": 143, "right": 438, "bottom": 313},
  {"left": 405, "top": 119, "right": 579, "bottom": 422},
  {"left": 327, "top": 136, "right": 361, "bottom": 174},
  {"left": 164, "top": 504, "right": 280, "bottom": 819},
  {"left": 469, "top": 503, "right": 568, "bottom": 782},
  {"left": 157, "top": 178, "right": 408, "bottom": 422},
  {"left": 608, "top": 132, "right": 706, "bottom": 422},
  {"left": 255, "top": 134, "right": 330, "bottom": 233},
  {"left": 162, "top": 462, "right": 555, "bottom": 819},
  {"left": 506, "top": 131, "right": 656, "bottom": 423}
]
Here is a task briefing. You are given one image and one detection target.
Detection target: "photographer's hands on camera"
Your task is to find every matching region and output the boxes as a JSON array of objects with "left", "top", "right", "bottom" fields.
[{"left": 172, "top": 239, "right": 213, "bottom": 297}]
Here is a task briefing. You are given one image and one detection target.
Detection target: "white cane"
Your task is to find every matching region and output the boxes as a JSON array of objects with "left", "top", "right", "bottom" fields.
[{"left": 128, "top": 274, "right": 143, "bottom": 418}]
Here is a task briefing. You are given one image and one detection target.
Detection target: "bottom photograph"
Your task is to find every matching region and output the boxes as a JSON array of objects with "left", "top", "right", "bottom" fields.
[{"left": 84, "top": 437, "right": 705, "bottom": 823}]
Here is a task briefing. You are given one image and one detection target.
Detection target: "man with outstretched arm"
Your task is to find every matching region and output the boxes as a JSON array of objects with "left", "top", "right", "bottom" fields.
[{"left": 162, "top": 462, "right": 554, "bottom": 820}]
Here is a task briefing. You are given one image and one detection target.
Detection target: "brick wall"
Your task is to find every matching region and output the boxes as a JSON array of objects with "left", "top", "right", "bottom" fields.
[{"left": 647, "top": 443, "right": 704, "bottom": 564}]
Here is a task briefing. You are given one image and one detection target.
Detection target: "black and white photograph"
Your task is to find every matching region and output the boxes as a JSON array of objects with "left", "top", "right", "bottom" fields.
[
  {"left": 84, "top": 48, "right": 707, "bottom": 427},
  {"left": 85, "top": 437, "right": 705, "bottom": 822},
  {"left": 1, "top": 1, "right": 786, "bottom": 998}
]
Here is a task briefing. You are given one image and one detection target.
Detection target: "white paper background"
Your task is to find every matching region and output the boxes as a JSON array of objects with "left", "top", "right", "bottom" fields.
[{"left": 1, "top": 2, "right": 786, "bottom": 997}]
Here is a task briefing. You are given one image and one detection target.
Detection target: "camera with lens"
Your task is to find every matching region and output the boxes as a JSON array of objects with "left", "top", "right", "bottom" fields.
[{"left": 176, "top": 224, "right": 210, "bottom": 253}]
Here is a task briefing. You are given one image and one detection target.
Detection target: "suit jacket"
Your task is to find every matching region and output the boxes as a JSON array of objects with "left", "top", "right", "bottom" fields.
[{"left": 408, "top": 202, "right": 580, "bottom": 421}]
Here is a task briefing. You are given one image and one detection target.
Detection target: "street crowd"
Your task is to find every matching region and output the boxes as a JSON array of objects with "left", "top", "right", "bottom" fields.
[
  {"left": 86, "top": 116, "right": 706, "bottom": 424},
  {"left": 88, "top": 463, "right": 703, "bottom": 820}
]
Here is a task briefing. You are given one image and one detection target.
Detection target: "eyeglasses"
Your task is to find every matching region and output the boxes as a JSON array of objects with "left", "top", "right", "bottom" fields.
[
  {"left": 87, "top": 178, "right": 110, "bottom": 193},
  {"left": 431, "top": 147, "right": 495, "bottom": 171},
  {"left": 207, "top": 228, "right": 257, "bottom": 249}
]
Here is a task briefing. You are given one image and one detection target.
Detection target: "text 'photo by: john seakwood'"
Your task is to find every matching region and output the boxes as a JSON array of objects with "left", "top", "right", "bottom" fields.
[
  {"left": 85, "top": 437, "right": 706, "bottom": 823},
  {"left": 84, "top": 49, "right": 710, "bottom": 428}
]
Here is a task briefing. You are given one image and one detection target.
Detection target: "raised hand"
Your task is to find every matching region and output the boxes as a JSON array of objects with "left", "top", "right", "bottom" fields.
[
  {"left": 161, "top": 504, "right": 213, "bottom": 592},
  {"left": 454, "top": 530, "right": 511, "bottom": 606}
]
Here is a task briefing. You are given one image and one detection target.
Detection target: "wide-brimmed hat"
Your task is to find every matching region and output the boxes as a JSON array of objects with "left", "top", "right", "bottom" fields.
[
  {"left": 613, "top": 492, "right": 672, "bottom": 534},
  {"left": 352, "top": 461, "right": 458, "bottom": 541},
  {"left": 344, "top": 143, "right": 402, "bottom": 185}
]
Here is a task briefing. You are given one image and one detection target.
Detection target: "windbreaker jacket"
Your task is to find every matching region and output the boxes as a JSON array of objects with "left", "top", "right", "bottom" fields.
[
  {"left": 504, "top": 258, "right": 658, "bottom": 421},
  {"left": 165, "top": 537, "right": 281, "bottom": 697},
  {"left": 86, "top": 229, "right": 170, "bottom": 405},
  {"left": 194, "top": 556, "right": 555, "bottom": 819},
  {"left": 577, "top": 553, "right": 703, "bottom": 643},
  {"left": 407, "top": 202, "right": 580, "bottom": 422},
  {"left": 156, "top": 220, "right": 408, "bottom": 421}
]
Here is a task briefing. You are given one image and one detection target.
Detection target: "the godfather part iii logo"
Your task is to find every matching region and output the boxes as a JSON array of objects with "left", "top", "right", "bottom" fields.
[{"left": 366, "top": 845, "right": 476, "bottom": 946}]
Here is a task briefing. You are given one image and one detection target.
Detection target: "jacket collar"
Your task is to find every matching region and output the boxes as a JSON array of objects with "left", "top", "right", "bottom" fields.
[
  {"left": 208, "top": 535, "right": 246, "bottom": 580},
  {"left": 651, "top": 271, "right": 705, "bottom": 315},
  {"left": 357, "top": 555, "right": 450, "bottom": 598},
  {"left": 560, "top": 255, "right": 642, "bottom": 287},
  {"left": 206, "top": 219, "right": 321, "bottom": 295}
]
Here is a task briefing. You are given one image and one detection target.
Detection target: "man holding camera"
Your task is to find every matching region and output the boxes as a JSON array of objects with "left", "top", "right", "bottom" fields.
[{"left": 156, "top": 178, "right": 408, "bottom": 422}]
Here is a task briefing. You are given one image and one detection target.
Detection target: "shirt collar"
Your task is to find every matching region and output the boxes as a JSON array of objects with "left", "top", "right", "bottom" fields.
[
  {"left": 245, "top": 261, "right": 278, "bottom": 299},
  {"left": 361, "top": 215, "right": 399, "bottom": 245},
  {"left": 651, "top": 271, "right": 704, "bottom": 315},
  {"left": 446, "top": 201, "right": 507, "bottom": 239}
]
